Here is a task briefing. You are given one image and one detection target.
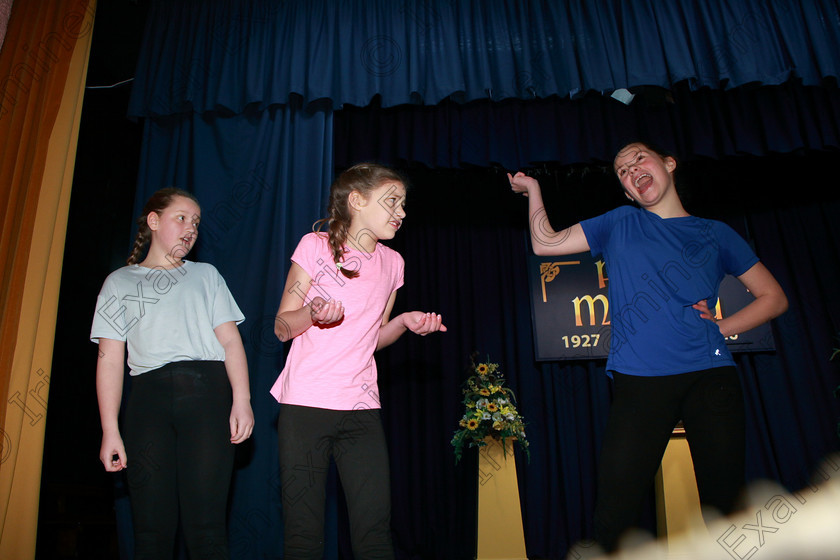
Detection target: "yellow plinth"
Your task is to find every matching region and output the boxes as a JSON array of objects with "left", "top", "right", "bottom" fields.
[
  {"left": 476, "top": 438, "right": 528, "bottom": 560},
  {"left": 654, "top": 428, "right": 706, "bottom": 551}
]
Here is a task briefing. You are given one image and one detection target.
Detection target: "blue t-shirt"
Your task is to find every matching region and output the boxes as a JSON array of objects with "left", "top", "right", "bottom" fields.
[{"left": 580, "top": 206, "right": 759, "bottom": 376}]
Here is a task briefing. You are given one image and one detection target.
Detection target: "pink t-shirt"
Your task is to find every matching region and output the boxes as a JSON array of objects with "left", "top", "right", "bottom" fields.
[{"left": 270, "top": 232, "right": 404, "bottom": 410}]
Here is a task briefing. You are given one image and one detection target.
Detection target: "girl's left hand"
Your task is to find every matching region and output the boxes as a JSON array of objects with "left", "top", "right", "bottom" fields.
[
  {"left": 692, "top": 299, "right": 718, "bottom": 324},
  {"left": 404, "top": 311, "right": 447, "bottom": 335},
  {"left": 230, "top": 400, "right": 255, "bottom": 444}
]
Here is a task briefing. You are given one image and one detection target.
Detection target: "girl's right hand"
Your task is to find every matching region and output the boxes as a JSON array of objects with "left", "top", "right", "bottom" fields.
[
  {"left": 310, "top": 296, "right": 344, "bottom": 325},
  {"left": 100, "top": 432, "right": 127, "bottom": 472},
  {"left": 507, "top": 172, "right": 540, "bottom": 197}
]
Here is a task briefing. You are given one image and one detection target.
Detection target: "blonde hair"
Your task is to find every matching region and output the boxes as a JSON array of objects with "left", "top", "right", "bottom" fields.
[
  {"left": 126, "top": 188, "right": 200, "bottom": 265},
  {"left": 314, "top": 163, "right": 405, "bottom": 279}
]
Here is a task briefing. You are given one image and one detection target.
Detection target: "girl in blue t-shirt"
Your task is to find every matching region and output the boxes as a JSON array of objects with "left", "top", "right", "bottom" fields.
[{"left": 509, "top": 141, "right": 788, "bottom": 553}]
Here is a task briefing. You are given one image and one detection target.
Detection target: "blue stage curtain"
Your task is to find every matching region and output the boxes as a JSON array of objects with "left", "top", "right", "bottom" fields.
[
  {"left": 127, "top": 0, "right": 840, "bottom": 114},
  {"left": 131, "top": 99, "right": 334, "bottom": 559},
  {"left": 123, "top": 1, "right": 840, "bottom": 558}
]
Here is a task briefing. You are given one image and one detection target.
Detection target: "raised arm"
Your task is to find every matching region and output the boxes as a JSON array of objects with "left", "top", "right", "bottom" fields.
[
  {"left": 274, "top": 262, "right": 345, "bottom": 342},
  {"left": 508, "top": 172, "right": 590, "bottom": 256},
  {"left": 96, "top": 337, "right": 127, "bottom": 471},
  {"left": 694, "top": 262, "right": 788, "bottom": 338},
  {"left": 214, "top": 321, "right": 254, "bottom": 444}
]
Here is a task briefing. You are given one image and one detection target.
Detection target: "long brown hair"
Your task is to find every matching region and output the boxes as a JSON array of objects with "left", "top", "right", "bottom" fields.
[
  {"left": 126, "top": 188, "right": 200, "bottom": 265},
  {"left": 315, "top": 163, "right": 405, "bottom": 279}
]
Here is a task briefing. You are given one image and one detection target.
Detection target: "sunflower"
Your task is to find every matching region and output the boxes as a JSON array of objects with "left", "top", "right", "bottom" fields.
[{"left": 452, "top": 355, "right": 530, "bottom": 464}]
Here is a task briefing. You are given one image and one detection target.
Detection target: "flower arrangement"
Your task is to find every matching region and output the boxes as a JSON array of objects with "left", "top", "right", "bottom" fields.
[{"left": 451, "top": 356, "right": 530, "bottom": 463}]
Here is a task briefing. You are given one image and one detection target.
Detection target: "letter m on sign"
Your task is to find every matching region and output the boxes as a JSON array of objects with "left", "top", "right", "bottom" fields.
[{"left": 573, "top": 295, "right": 610, "bottom": 327}]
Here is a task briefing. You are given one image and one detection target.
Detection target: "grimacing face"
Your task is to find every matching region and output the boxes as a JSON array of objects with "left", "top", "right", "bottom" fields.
[
  {"left": 614, "top": 143, "right": 676, "bottom": 206},
  {"left": 352, "top": 180, "right": 406, "bottom": 243}
]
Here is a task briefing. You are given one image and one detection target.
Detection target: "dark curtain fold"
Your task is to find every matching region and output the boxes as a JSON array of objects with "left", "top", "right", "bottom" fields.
[
  {"left": 127, "top": 0, "right": 840, "bottom": 116},
  {"left": 132, "top": 101, "right": 334, "bottom": 559},
  {"left": 335, "top": 80, "right": 840, "bottom": 170}
]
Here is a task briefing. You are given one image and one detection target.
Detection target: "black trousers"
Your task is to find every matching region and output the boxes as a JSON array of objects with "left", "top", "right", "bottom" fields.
[
  {"left": 593, "top": 366, "right": 746, "bottom": 552},
  {"left": 278, "top": 404, "right": 394, "bottom": 560},
  {"left": 123, "top": 361, "right": 234, "bottom": 560}
]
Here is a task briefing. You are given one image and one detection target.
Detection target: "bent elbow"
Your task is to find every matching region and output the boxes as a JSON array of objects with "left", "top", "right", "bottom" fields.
[
  {"left": 775, "top": 293, "right": 789, "bottom": 318},
  {"left": 274, "top": 317, "right": 292, "bottom": 343},
  {"left": 532, "top": 244, "right": 551, "bottom": 257}
]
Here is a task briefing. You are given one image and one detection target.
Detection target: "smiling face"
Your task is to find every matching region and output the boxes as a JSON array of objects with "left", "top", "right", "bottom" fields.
[
  {"left": 349, "top": 180, "right": 406, "bottom": 250},
  {"left": 147, "top": 195, "right": 201, "bottom": 263},
  {"left": 614, "top": 143, "right": 678, "bottom": 210}
]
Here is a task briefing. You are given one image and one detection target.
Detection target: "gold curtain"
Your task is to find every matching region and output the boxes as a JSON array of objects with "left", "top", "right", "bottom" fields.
[{"left": 0, "top": 0, "right": 96, "bottom": 556}]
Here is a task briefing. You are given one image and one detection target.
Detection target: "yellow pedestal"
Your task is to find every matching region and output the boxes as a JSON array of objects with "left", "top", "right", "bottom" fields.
[
  {"left": 654, "top": 427, "right": 706, "bottom": 552},
  {"left": 476, "top": 438, "right": 528, "bottom": 560}
]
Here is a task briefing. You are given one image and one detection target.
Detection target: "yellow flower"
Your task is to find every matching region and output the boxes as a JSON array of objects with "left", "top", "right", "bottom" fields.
[
  {"left": 486, "top": 402, "right": 499, "bottom": 412},
  {"left": 467, "top": 419, "right": 480, "bottom": 430},
  {"left": 477, "top": 364, "right": 489, "bottom": 375},
  {"left": 493, "top": 421, "right": 504, "bottom": 430},
  {"left": 479, "top": 388, "right": 491, "bottom": 396}
]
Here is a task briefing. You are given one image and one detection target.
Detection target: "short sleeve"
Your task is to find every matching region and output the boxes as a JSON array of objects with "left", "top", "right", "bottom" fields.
[
  {"left": 290, "top": 232, "right": 327, "bottom": 279},
  {"left": 715, "top": 223, "right": 760, "bottom": 276},
  {"left": 90, "top": 273, "right": 129, "bottom": 343},
  {"left": 580, "top": 206, "right": 634, "bottom": 257},
  {"left": 393, "top": 252, "right": 405, "bottom": 292},
  {"left": 209, "top": 267, "right": 245, "bottom": 328}
]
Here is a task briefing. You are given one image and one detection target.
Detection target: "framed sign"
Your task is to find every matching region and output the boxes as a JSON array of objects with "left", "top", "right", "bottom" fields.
[{"left": 527, "top": 252, "right": 775, "bottom": 361}]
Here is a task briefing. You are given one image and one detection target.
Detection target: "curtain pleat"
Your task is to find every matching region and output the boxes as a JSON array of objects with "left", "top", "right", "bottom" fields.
[
  {"left": 0, "top": 1, "right": 95, "bottom": 557},
  {"left": 127, "top": 0, "right": 840, "bottom": 116},
  {"left": 335, "top": 81, "right": 840, "bottom": 171}
]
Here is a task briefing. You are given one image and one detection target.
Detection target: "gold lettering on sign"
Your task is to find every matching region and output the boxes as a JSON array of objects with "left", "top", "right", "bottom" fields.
[
  {"left": 595, "top": 259, "right": 608, "bottom": 289},
  {"left": 573, "top": 295, "right": 610, "bottom": 327},
  {"left": 540, "top": 261, "right": 580, "bottom": 303}
]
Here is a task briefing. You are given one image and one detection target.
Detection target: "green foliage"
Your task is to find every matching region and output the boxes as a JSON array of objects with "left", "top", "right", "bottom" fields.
[{"left": 451, "top": 355, "right": 530, "bottom": 464}]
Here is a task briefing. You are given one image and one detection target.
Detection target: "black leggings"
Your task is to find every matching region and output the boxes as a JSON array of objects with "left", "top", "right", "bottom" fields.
[
  {"left": 278, "top": 404, "right": 394, "bottom": 560},
  {"left": 123, "top": 361, "right": 234, "bottom": 559},
  {"left": 593, "top": 366, "right": 746, "bottom": 552}
]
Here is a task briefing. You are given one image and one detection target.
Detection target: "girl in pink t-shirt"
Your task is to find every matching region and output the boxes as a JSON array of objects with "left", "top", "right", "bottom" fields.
[{"left": 272, "top": 163, "right": 446, "bottom": 559}]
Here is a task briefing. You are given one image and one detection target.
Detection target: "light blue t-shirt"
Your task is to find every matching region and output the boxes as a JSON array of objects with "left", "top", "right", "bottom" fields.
[
  {"left": 580, "top": 206, "right": 759, "bottom": 376},
  {"left": 90, "top": 261, "right": 244, "bottom": 375}
]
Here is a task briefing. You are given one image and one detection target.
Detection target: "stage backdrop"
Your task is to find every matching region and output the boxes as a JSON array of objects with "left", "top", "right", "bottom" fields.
[
  {"left": 527, "top": 251, "right": 775, "bottom": 361},
  {"left": 120, "top": 1, "right": 840, "bottom": 558}
]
